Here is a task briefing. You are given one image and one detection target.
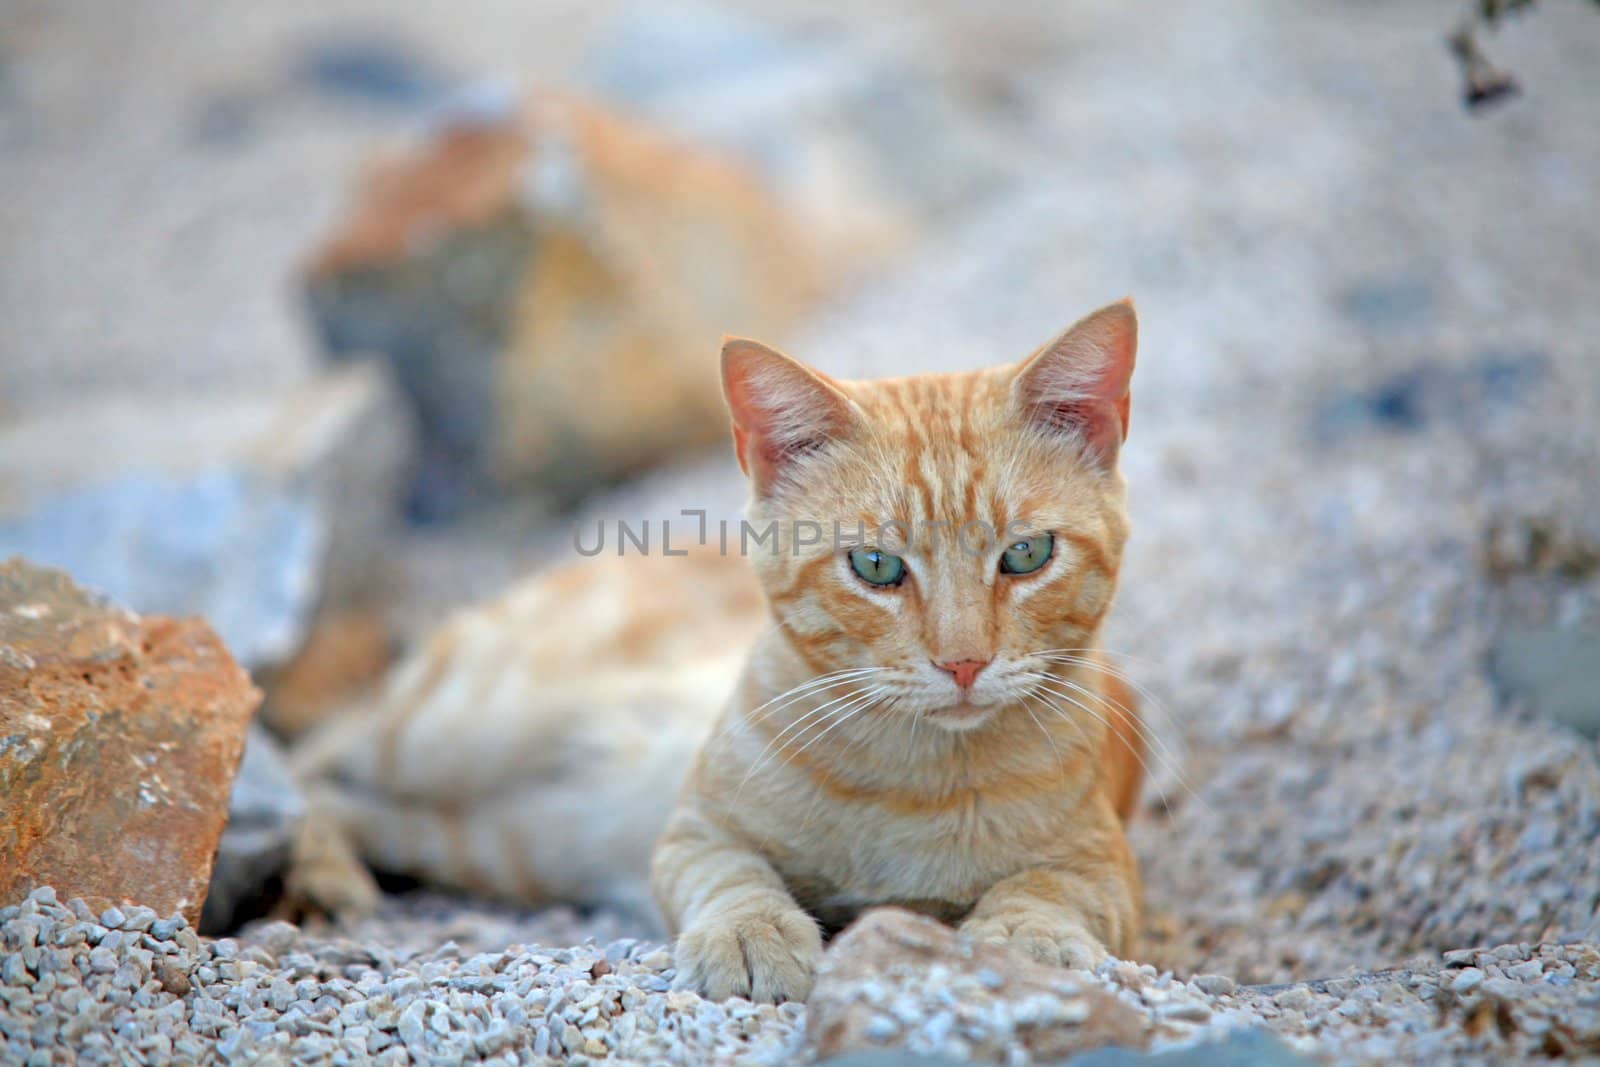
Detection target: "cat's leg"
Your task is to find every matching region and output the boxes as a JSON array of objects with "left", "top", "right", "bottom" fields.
[
  {"left": 651, "top": 806, "right": 822, "bottom": 1002},
  {"left": 278, "top": 798, "right": 380, "bottom": 921},
  {"left": 958, "top": 823, "right": 1139, "bottom": 970}
]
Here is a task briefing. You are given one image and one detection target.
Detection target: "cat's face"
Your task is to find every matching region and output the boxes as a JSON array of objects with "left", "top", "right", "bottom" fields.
[{"left": 723, "top": 302, "right": 1136, "bottom": 733}]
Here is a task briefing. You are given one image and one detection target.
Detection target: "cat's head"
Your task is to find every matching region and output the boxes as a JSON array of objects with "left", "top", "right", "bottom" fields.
[{"left": 722, "top": 300, "right": 1137, "bottom": 732}]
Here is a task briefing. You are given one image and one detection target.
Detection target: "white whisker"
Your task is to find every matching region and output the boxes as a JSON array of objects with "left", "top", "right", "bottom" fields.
[
  {"left": 734, "top": 683, "right": 886, "bottom": 798},
  {"left": 1025, "top": 676, "right": 1207, "bottom": 818},
  {"left": 780, "top": 688, "right": 893, "bottom": 773},
  {"left": 1018, "top": 692, "right": 1065, "bottom": 768},
  {"left": 1029, "top": 650, "right": 1191, "bottom": 785},
  {"left": 1034, "top": 668, "right": 1189, "bottom": 781},
  {"left": 703, "top": 666, "right": 889, "bottom": 752}
]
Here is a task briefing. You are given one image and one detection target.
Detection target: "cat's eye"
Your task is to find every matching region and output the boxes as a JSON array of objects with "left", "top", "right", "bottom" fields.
[
  {"left": 848, "top": 547, "right": 906, "bottom": 587},
  {"left": 999, "top": 533, "right": 1054, "bottom": 576}
]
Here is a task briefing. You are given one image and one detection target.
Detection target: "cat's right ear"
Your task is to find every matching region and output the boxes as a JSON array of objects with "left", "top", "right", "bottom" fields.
[{"left": 722, "top": 337, "right": 860, "bottom": 494}]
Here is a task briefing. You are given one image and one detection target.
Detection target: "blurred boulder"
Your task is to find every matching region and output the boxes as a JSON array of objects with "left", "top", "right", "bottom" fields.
[
  {"left": 0, "top": 364, "right": 411, "bottom": 670},
  {"left": 807, "top": 909, "right": 1147, "bottom": 1062},
  {"left": 1490, "top": 625, "right": 1600, "bottom": 739},
  {"left": 0, "top": 558, "right": 258, "bottom": 925},
  {"left": 201, "top": 724, "right": 306, "bottom": 933},
  {"left": 582, "top": 6, "right": 1014, "bottom": 272},
  {"left": 304, "top": 92, "right": 819, "bottom": 520},
  {"left": 1313, "top": 352, "right": 1547, "bottom": 443}
]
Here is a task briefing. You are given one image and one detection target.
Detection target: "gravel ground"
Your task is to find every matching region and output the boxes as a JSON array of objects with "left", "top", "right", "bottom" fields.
[
  {"left": 0, "top": 888, "right": 804, "bottom": 1065},
  {"left": 6, "top": 888, "right": 1598, "bottom": 1065},
  {"left": 4, "top": 0, "right": 1599, "bottom": 1063}
]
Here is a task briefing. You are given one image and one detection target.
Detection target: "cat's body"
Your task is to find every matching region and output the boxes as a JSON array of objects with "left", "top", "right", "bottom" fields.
[
  {"left": 295, "top": 301, "right": 1146, "bottom": 1003},
  {"left": 293, "top": 550, "right": 767, "bottom": 918}
]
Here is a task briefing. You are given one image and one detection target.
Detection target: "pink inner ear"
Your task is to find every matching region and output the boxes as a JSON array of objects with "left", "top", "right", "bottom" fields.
[
  {"left": 1014, "top": 302, "right": 1137, "bottom": 466},
  {"left": 722, "top": 338, "right": 855, "bottom": 491},
  {"left": 1029, "top": 397, "right": 1127, "bottom": 463}
]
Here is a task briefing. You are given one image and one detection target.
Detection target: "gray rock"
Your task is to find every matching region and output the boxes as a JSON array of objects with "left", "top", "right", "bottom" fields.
[
  {"left": 294, "top": 33, "right": 450, "bottom": 109},
  {"left": 0, "top": 365, "right": 411, "bottom": 670},
  {"left": 1190, "top": 974, "right": 1235, "bottom": 996},
  {"left": 816, "top": 1056, "right": 971, "bottom": 1067},
  {"left": 1312, "top": 354, "right": 1546, "bottom": 442},
  {"left": 1490, "top": 626, "right": 1600, "bottom": 739},
  {"left": 201, "top": 725, "right": 307, "bottom": 934},
  {"left": 581, "top": 6, "right": 1012, "bottom": 267},
  {"left": 1061, "top": 1030, "right": 1318, "bottom": 1066}
]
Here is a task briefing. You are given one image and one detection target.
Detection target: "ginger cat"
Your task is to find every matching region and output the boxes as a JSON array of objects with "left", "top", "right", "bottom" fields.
[
  {"left": 293, "top": 301, "right": 1144, "bottom": 1002},
  {"left": 652, "top": 300, "right": 1143, "bottom": 1001}
]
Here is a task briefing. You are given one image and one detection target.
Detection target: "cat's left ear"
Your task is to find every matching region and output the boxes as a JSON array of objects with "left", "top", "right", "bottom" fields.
[{"left": 1010, "top": 298, "right": 1137, "bottom": 468}]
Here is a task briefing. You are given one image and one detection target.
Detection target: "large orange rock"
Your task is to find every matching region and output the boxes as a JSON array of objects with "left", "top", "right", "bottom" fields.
[
  {"left": 305, "top": 93, "right": 820, "bottom": 518},
  {"left": 0, "top": 558, "right": 259, "bottom": 925}
]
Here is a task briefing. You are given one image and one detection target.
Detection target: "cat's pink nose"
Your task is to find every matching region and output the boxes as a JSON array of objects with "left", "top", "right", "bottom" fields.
[{"left": 936, "top": 659, "right": 990, "bottom": 690}]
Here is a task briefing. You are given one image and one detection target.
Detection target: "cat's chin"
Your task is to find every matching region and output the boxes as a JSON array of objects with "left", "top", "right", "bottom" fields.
[{"left": 925, "top": 701, "right": 999, "bottom": 732}]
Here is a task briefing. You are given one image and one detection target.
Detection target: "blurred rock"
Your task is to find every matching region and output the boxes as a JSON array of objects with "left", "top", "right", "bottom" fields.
[
  {"left": 0, "top": 558, "right": 258, "bottom": 925},
  {"left": 187, "top": 91, "right": 260, "bottom": 151},
  {"left": 201, "top": 724, "right": 306, "bottom": 933},
  {"left": 305, "top": 93, "right": 818, "bottom": 520},
  {"left": 294, "top": 32, "right": 450, "bottom": 109},
  {"left": 258, "top": 607, "right": 394, "bottom": 739},
  {"left": 1490, "top": 626, "right": 1600, "bottom": 739},
  {"left": 0, "top": 364, "right": 411, "bottom": 669},
  {"left": 1314, "top": 352, "right": 1546, "bottom": 442},
  {"left": 1062, "top": 1029, "right": 1316, "bottom": 1066},
  {"left": 807, "top": 909, "right": 1147, "bottom": 1062},
  {"left": 1483, "top": 513, "right": 1600, "bottom": 582},
  {"left": 1336, "top": 275, "right": 1434, "bottom": 330},
  {"left": 815, "top": 1056, "right": 971, "bottom": 1067},
  {"left": 583, "top": 6, "right": 1013, "bottom": 273}
]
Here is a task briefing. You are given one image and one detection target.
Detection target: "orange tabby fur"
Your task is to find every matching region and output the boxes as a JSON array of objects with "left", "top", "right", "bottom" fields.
[
  {"left": 652, "top": 301, "right": 1144, "bottom": 1001},
  {"left": 293, "top": 550, "right": 766, "bottom": 917},
  {"left": 293, "top": 302, "right": 1145, "bottom": 1003}
]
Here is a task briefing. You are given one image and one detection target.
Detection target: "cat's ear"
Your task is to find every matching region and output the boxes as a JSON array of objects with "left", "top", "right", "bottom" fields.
[
  {"left": 1010, "top": 299, "right": 1137, "bottom": 468},
  {"left": 722, "top": 337, "right": 860, "bottom": 493}
]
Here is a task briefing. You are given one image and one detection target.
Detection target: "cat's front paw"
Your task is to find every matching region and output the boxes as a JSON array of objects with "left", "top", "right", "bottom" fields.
[
  {"left": 672, "top": 905, "right": 823, "bottom": 1002},
  {"left": 959, "top": 912, "right": 1109, "bottom": 971}
]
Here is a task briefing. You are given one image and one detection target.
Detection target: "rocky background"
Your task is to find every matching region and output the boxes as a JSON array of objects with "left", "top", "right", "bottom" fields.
[{"left": 3, "top": 0, "right": 1599, "bottom": 1064}]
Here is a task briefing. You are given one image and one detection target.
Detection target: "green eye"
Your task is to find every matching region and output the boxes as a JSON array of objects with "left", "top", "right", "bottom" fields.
[
  {"left": 1000, "top": 533, "right": 1054, "bottom": 575},
  {"left": 848, "top": 547, "right": 906, "bottom": 587}
]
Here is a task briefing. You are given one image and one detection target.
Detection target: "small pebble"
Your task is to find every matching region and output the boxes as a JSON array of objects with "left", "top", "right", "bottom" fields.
[
  {"left": 1191, "top": 974, "right": 1235, "bottom": 996},
  {"left": 156, "top": 961, "right": 192, "bottom": 997},
  {"left": 1158, "top": 1000, "right": 1213, "bottom": 1022},
  {"left": 1274, "top": 986, "right": 1314, "bottom": 1010},
  {"left": 1506, "top": 960, "right": 1544, "bottom": 982}
]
